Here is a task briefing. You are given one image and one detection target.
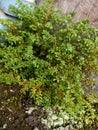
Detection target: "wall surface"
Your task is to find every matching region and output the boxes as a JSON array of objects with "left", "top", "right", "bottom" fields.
[{"left": 38, "top": 0, "right": 98, "bottom": 27}]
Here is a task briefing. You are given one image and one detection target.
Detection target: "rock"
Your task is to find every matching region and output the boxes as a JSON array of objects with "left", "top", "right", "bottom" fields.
[
  {"left": 38, "top": 0, "right": 98, "bottom": 27},
  {"left": 55, "top": 0, "right": 98, "bottom": 27},
  {"left": 0, "top": 0, "right": 35, "bottom": 16}
]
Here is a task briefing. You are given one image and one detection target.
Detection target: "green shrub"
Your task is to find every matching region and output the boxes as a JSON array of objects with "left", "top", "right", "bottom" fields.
[{"left": 0, "top": 0, "right": 98, "bottom": 126}]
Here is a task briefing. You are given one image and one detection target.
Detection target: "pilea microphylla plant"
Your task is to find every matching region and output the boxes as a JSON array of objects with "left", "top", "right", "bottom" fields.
[{"left": 0, "top": 0, "right": 98, "bottom": 126}]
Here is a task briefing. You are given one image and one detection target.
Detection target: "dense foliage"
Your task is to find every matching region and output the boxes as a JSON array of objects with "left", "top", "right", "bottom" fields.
[{"left": 0, "top": 0, "right": 98, "bottom": 126}]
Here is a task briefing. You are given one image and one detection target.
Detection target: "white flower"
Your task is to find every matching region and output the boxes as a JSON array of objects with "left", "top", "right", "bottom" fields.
[
  {"left": 51, "top": 115, "right": 58, "bottom": 120},
  {"left": 41, "top": 118, "right": 48, "bottom": 125},
  {"left": 53, "top": 118, "right": 64, "bottom": 127}
]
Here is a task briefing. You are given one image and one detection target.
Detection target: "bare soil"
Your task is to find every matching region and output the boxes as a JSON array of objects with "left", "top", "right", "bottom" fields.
[{"left": 0, "top": 84, "right": 98, "bottom": 130}]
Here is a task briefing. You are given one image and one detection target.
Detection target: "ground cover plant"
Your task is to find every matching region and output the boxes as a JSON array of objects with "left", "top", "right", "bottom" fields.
[{"left": 0, "top": 0, "right": 98, "bottom": 128}]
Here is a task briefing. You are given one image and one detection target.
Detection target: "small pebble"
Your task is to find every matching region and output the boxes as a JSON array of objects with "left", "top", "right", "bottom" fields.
[
  {"left": 25, "top": 107, "right": 35, "bottom": 115},
  {"left": 3, "top": 124, "right": 7, "bottom": 129},
  {"left": 34, "top": 127, "right": 39, "bottom": 130}
]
